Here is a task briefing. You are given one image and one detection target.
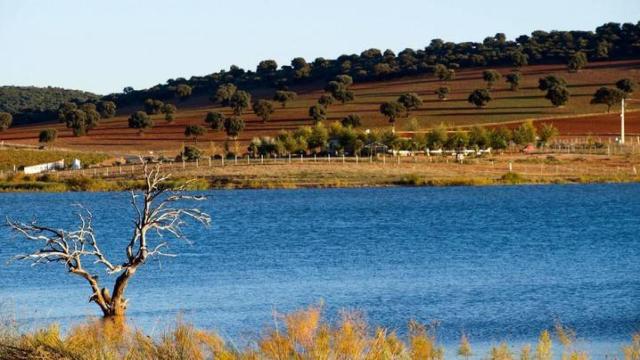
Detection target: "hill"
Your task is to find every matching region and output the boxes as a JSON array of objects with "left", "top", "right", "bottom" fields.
[
  {"left": 0, "top": 86, "right": 100, "bottom": 115},
  {"left": 0, "top": 60, "right": 638, "bottom": 154}
]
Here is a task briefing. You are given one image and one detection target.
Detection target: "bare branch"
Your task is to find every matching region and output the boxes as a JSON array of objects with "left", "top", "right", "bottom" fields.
[{"left": 6, "top": 160, "right": 211, "bottom": 318}]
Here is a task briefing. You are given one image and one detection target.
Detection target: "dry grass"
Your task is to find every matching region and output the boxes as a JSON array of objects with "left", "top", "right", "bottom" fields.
[
  {"left": 0, "top": 152, "right": 637, "bottom": 191},
  {"left": 0, "top": 307, "right": 635, "bottom": 360}
]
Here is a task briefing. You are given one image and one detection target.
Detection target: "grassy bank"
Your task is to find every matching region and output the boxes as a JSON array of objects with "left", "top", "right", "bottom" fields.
[
  {"left": 0, "top": 153, "right": 637, "bottom": 192},
  {"left": 0, "top": 171, "right": 637, "bottom": 192},
  {"left": 0, "top": 307, "right": 638, "bottom": 359}
]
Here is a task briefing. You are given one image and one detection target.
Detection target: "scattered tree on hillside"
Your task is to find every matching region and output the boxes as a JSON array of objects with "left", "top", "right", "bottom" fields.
[
  {"left": 80, "top": 103, "right": 101, "bottom": 130},
  {"left": 482, "top": 70, "right": 501, "bottom": 89},
  {"left": 144, "top": 99, "right": 164, "bottom": 115},
  {"left": 505, "top": 72, "right": 522, "bottom": 91},
  {"left": 538, "top": 75, "right": 567, "bottom": 91},
  {"left": 204, "top": 111, "right": 224, "bottom": 131},
  {"left": 273, "top": 90, "right": 297, "bottom": 108},
  {"left": 590, "top": 87, "right": 625, "bottom": 112},
  {"left": 435, "top": 64, "right": 453, "bottom": 81},
  {"left": 184, "top": 124, "right": 206, "bottom": 143},
  {"left": 398, "top": 93, "right": 423, "bottom": 115},
  {"left": 224, "top": 116, "right": 245, "bottom": 139},
  {"left": 512, "top": 120, "right": 537, "bottom": 145},
  {"left": 335, "top": 75, "right": 353, "bottom": 87},
  {"left": 341, "top": 114, "right": 362, "bottom": 128},
  {"left": 128, "top": 111, "right": 153, "bottom": 133},
  {"left": 38, "top": 128, "right": 57, "bottom": 146},
  {"left": 308, "top": 104, "right": 327, "bottom": 124},
  {"left": 467, "top": 89, "right": 492, "bottom": 108},
  {"left": 379, "top": 101, "right": 406, "bottom": 128},
  {"left": 97, "top": 101, "right": 117, "bottom": 118},
  {"left": 538, "top": 123, "right": 559, "bottom": 147},
  {"left": 252, "top": 100, "right": 275, "bottom": 123},
  {"left": 7, "top": 164, "right": 210, "bottom": 318},
  {"left": 616, "top": 78, "right": 637, "bottom": 95},
  {"left": 318, "top": 94, "right": 335, "bottom": 107},
  {"left": 510, "top": 51, "right": 528, "bottom": 68},
  {"left": 0, "top": 112, "right": 12, "bottom": 131},
  {"left": 435, "top": 86, "right": 450, "bottom": 100},
  {"left": 212, "top": 83, "right": 237, "bottom": 106},
  {"left": 545, "top": 86, "right": 570, "bottom": 107},
  {"left": 175, "top": 84, "right": 192, "bottom": 101},
  {"left": 161, "top": 103, "right": 177, "bottom": 122},
  {"left": 229, "top": 90, "right": 251, "bottom": 115},
  {"left": 59, "top": 108, "right": 91, "bottom": 137},
  {"left": 567, "top": 51, "right": 588, "bottom": 72},
  {"left": 324, "top": 75, "right": 355, "bottom": 104}
]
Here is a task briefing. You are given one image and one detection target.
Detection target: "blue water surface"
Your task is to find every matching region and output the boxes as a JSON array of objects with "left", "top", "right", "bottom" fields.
[{"left": 0, "top": 184, "right": 638, "bottom": 357}]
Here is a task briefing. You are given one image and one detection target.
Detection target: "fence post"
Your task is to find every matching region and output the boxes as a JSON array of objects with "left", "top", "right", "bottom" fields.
[
  {"left": 300, "top": 154, "right": 303, "bottom": 163},
  {"left": 222, "top": 157, "right": 225, "bottom": 166},
  {"left": 508, "top": 161, "right": 512, "bottom": 172},
  {"left": 342, "top": 154, "right": 345, "bottom": 164},
  {"left": 261, "top": 155, "right": 264, "bottom": 164},
  {"left": 209, "top": 157, "right": 212, "bottom": 167},
  {"left": 182, "top": 159, "right": 185, "bottom": 169},
  {"left": 356, "top": 155, "right": 358, "bottom": 164},
  {"left": 247, "top": 155, "right": 250, "bottom": 165},
  {"left": 383, "top": 155, "right": 386, "bottom": 165},
  {"left": 328, "top": 154, "right": 331, "bottom": 163},
  {"left": 196, "top": 159, "right": 199, "bottom": 168},
  {"left": 234, "top": 155, "right": 238, "bottom": 165}
]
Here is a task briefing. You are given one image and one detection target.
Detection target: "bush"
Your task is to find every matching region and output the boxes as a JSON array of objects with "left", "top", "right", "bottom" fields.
[{"left": 182, "top": 146, "right": 201, "bottom": 161}]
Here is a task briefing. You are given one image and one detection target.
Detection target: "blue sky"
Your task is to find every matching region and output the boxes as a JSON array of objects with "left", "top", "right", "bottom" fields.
[{"left": 1, "top": 0, "right": 639, "bottom": 94}]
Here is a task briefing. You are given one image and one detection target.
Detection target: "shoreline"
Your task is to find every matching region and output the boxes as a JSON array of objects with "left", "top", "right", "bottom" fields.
[
  {"left": 0, "top": 171, "right": 638, "bottom": 192},
  {"left": 1, "top": 152, "right": 638, "bottom": 192}
]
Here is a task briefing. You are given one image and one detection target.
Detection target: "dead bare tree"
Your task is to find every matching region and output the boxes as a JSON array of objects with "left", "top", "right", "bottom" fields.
[{"left": 7, "top": 163, "right": 211, "bottom": 318}]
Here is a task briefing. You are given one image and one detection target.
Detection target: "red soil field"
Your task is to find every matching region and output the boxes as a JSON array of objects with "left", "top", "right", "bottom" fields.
[{"left": 1, "top": 60, "right": 639, "bottom": 154}]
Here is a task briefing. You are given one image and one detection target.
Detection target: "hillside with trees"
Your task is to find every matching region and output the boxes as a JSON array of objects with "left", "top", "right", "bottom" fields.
[
  {"left": 0, "top": 86, "right": 100, "bottom": 119},
  {"left": 0, "top": 21, "right": 638, "bottom": 152},
  {"left": 108, "top": 21, "right": 640, "bottom": 107}
]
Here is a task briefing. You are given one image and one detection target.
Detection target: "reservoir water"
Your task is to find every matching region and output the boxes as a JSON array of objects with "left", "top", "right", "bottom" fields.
[{"left": 0, "top": 184, "right": 638, "bottom": 357}]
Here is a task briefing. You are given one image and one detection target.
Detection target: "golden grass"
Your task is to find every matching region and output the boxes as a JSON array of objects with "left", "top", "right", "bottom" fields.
[{"left": 0, "top": 307, "right": 636, "bottom": 360}]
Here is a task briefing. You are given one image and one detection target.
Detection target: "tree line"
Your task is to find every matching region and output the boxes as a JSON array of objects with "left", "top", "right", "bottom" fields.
[{"left": 179, "top": 120, "right": 559, "bottom": 160}]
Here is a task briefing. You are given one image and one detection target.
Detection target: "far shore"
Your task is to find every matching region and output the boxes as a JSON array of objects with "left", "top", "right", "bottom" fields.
[{"left": 1, "top": 152, "right": 638, "bottom": 192}]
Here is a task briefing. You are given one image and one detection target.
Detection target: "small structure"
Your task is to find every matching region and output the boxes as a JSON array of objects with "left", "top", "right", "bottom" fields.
[
  {"left": 362, "top": 142, "right": 388, "bottom": 156},
  {"left": 71, "top": 159, "right": 82, "bottom": 170},
  {"left": 522, "top": 144, "right": 536, "bottom": 154},
  {"left": 23, "top": 159, "right": 65, "bottom": 175}
]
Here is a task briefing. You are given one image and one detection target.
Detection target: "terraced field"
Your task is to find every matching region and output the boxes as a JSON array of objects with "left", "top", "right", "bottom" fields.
[{"left": 1, "top": 60, "right": 639, "bottom": 154}]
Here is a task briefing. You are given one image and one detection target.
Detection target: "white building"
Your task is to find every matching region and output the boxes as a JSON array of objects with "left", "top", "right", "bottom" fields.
[{"left": 23, "top": 159, "right": 65, "bottom": 175}]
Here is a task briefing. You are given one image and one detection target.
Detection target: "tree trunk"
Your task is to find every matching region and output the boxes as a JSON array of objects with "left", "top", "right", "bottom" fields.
[{"left": 101, "top": 267, "right": 136, "bottom": 318}]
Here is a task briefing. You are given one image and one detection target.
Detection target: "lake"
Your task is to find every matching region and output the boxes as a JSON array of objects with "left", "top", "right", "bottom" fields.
[{"left": 0, "top": 184, "right": 639, "bottom": 357}]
